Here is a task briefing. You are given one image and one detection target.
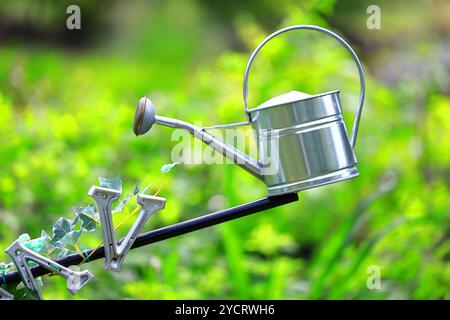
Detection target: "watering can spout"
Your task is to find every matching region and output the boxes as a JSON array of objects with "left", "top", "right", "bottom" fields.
[{"left": 133, "top": 97, "right": 263, "bottom": 179}]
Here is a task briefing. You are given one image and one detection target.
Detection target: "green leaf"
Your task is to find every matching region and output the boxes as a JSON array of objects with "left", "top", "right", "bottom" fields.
[
  {"left": 16, "top": 281, "right": 25, "bottom": 291},
  {"left": 18, "top": 233, "right": 31, "bottom": 244},
  {"left": 112, "top": 182, "right": 139, "bottom": 214},
  {"left": 99, "top": 175, "right": 122, "bottom": 191},
  {"left": 38, "top": 231, "right": 52, "bottom": 256},
  {"left": 112, "top": 198, "right": 128, "bottom": 214},
  {"left": 132, "top": 181, "right": 140, "bottom": 195},
  {"left": 73, "top": 204, "right": 99, "bottom": 232},
  {"left": 48, "top": 247, "right": 71, "bottom": 259},
  {"left": 59, "top": 230, "right": 82, "bottom": 246},
  {"left": 17, "top": 232, "right": 51, "bottom": 255},
  {"left": 160, "top": 162, "right": 180, "bottom": 174},
  {"left": 41, "top": 230, "right": 51, "bottom": 240},
  {"left": 51, "top": 217, "right": 72, "bottom": 244},
  {"left": 24, "top": 236, "right": 49, "bottom": 255},
  {"left": 112, "top": 181, "right": 143, "bottom": 214}
]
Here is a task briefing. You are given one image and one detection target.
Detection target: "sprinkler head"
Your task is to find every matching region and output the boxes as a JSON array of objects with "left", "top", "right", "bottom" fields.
[{"left": 133, "top": 96, "right": 156, "bottom": 136}]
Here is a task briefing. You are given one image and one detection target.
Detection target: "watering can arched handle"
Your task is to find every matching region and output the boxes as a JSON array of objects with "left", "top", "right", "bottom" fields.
[{"left": 243, "top": 25, "right": 366, "bottom": 148}]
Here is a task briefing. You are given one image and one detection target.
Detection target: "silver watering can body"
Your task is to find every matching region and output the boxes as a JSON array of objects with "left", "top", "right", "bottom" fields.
[{"left": 133, "top": 25, "right": 365, "bottom": 196}]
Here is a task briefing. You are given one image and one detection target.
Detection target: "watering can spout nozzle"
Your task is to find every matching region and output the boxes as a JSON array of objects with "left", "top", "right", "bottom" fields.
[{"left": 133, "top": 97, "right": 156, "bottom": 136}]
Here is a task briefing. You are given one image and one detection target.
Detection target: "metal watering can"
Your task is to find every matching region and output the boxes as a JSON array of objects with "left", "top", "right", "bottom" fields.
[{"left": 133, "top": 25, "right": 365, "bottom": 196}]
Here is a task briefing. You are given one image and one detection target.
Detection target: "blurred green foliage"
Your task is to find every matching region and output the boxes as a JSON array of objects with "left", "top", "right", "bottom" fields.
[{"left": 0, "top": 0, "right": 448, "bottom": 299}]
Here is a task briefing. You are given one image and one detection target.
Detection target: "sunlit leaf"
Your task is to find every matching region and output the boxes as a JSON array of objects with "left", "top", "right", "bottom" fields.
[
  {"left": 59, "top": 230, "right": 82, "bottom": 246},
  {"left": 99, "top": 175, "right": 122, "bottom": 192},
  {"left": 73, "top": 204, "right": 99, "bottom": 232},
  {"left": 18, "top": 233, "right": 31, "bottom": 245},
  {"left": 112, "top": 182, "right": 140, "bottom": 214},
  {"left": 51, "top": 217, "right": 72, "bottom": 245},
  {"left": 160, "top": 162, "right": 180, "bottom": 174},
  {"left": 24, "top": 236, "right": 49, "bottom": 255}
]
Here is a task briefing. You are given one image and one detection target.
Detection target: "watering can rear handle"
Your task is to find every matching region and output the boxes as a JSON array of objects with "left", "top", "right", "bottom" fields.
[{"left": 242, "top": 25, "right": 366, "bottom": 148}]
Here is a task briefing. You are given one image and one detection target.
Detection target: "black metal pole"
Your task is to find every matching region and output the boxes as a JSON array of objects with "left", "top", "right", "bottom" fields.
[{"left": 1, "top": 193, "right": 298, "bottom": 285}]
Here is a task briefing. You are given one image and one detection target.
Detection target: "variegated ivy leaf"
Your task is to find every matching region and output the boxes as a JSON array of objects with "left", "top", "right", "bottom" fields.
[
  {"left": 26, "top": 235, "right": 51, "bottom": 255},
  {"left": 72, "top": 203, "right": 99, "bottom": 232},
  {"left": 1, "top": 176, "right": 150, "bottom": 296},
  {"left": 59, "top": 230, "right": 82, "bottom": 247},
  {"left": 160, "top": 162, "right": 180, "bottom": 174},
  {"left": 112, "top": 182, "right": 141, "bottom": 214},
  {"left": 50, "top": 217, "right": 72, "bottom": 245},
  {"left": 98, "top": 175, "right": 122, "bottom": 192},
  {"left": 48, "top": 246, "right": 70, "bottom": 259},
  {"left": 39, "top": 231, "right": 55, "bottom": 257},
  {"left": 18, "top": 233, "right": 31, "bottom": 244},
  {"left": 41, "top": 230, "right": 51, "bottom": 240}
]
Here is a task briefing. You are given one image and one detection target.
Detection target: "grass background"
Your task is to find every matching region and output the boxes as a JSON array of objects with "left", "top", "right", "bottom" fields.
[{"left": 0, "top": 0, "right": 448, "bottom": 299}]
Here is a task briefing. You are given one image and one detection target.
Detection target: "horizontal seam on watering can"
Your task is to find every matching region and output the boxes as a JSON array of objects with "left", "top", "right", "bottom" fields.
[{"left": 257, "top": 114, "right": 343, "bottom": 138}]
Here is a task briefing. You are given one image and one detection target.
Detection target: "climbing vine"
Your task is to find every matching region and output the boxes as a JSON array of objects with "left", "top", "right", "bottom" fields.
[{"left": 1, "top": 162, "right": 179, "bottom": 299}]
